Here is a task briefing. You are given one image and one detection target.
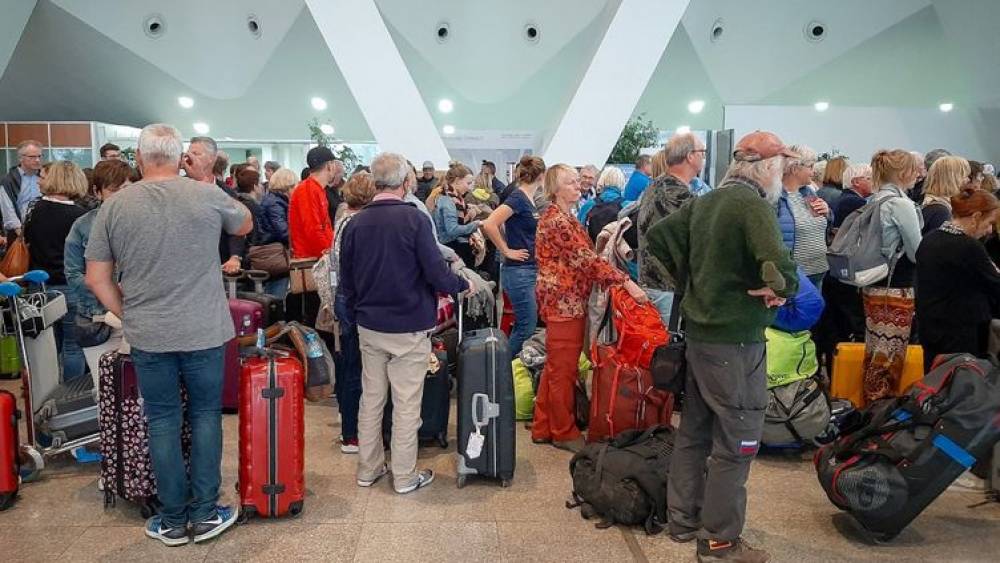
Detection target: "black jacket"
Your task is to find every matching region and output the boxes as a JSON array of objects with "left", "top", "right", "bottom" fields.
[
  {"left": 916, "top": 227, "right": 1000, "bottom": 324},
  {"left": 0, "top": 166, "right": 23, "bottom": 225},
  {"left": 216, "top": 179, "right": 247, "bottom": 263}
]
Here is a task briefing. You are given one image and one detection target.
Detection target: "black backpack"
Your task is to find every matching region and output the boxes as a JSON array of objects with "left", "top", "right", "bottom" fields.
[
  {"left": 567, "top": 425, "right": 673, "bottom": 534},
  {"left": 586, "top": 198, "right": 624, "bottom": 242}
]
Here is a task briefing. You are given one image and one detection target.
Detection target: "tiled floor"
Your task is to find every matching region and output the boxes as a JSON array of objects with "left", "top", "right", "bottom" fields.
[{"left": 1, "top": 379, "right": 999, "bottom": 562}]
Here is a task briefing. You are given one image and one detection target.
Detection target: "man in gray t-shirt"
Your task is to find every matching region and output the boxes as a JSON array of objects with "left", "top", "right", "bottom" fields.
[{"left": 85, "top": 124, "right": 251, "bottom": 546}]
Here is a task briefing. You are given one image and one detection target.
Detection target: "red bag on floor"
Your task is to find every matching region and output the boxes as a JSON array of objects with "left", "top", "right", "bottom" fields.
[
  {"left": 609, "top": 286, "right": 668, "bottom": 369},
  {"left": 587, "top": 344, "right": 674, "bottom": 443},
  {"left": 0, "top": 390, "right": 20, "bottom": 511}
]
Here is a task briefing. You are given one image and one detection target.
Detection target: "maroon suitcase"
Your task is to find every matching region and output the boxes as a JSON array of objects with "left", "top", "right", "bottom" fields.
[
  {"left": 223, "top": 276, "right": 264, "bottom": 412},
  {"left": 1, "top": 389, "right": 20, "bottom": 511}
]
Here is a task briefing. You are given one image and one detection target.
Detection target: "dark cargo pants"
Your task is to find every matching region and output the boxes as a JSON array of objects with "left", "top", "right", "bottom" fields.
[{"left": 667, "top": 340, "right": 768, "bottom": 541}]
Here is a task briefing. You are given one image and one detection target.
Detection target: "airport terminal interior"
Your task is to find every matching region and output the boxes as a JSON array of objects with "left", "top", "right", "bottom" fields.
[{"left": 1, "top": 1, "right": 1000, "bottom": 562}]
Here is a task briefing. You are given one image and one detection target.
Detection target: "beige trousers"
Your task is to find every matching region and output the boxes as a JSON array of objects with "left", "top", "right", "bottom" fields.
[{"left": 356, "top": 326, "right": 431, "bottom": 487}]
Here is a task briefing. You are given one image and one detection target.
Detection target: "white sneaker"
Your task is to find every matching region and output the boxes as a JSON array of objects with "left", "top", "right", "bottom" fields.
[
  {"left": 394, "top": 469, "right": 435, "bottom": 494},
  {"left": 357, "top": 464, "right": 389, "bottom": 488},
  {"left": 340, "top": 438, "right": 359, "bottom": 454}
]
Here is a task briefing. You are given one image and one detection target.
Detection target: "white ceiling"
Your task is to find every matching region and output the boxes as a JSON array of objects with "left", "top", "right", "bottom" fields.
[{"left": 0, "top": 0, "right": 995, "bottom": 146}]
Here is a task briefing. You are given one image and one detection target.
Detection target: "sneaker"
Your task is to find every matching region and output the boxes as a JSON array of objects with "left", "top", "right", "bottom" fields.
[
  {"left": 191, "top": 505, "right": 239, "bottom": 544},
  {"left": 340, "top": 438, "right": 360, "bottom": 454},
  {"left": 394, "top": 469, "right": 435, "bottom": 494},
  {"left": 357, "top": 464, "right": 389, "bottom": 488},
  {"left": 696, "top": 538, "right": 770, "bottom": 563},
  {"left": 144, "top": 515, "right": 190, "bottom": 547}
]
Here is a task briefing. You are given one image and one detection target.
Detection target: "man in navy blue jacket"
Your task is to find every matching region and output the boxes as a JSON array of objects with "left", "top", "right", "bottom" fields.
[{"left": 340, "top": 152, "right": 470, "bottom": 495}]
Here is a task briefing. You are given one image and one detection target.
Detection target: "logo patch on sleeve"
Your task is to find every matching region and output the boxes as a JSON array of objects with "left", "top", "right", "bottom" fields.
[{"left": 739, "top": 440, "right": 759, "bottom": 455}]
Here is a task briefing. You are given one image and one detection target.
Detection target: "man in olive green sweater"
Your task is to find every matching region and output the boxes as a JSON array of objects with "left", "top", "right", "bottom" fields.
[{"left": 646, "top": 131, "right": 799, "bottom": 563}]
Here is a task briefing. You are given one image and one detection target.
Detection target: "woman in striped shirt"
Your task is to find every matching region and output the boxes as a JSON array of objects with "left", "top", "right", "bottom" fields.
[{"left": 775, "top": 145, "right": 832, "bottom": 290}]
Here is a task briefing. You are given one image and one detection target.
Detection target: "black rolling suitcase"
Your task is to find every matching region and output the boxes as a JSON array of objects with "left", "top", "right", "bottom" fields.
[
  {"left": 456, "top": 298, "right": 515, "bottom": 488},
  {"left": 237, "top": 270, "right": 285, "bottom": 325},
  {"left": 383, "top": 337, "right": 451, "bottom": 448},
  {"left": 815, "top": 354, "right": 1000, "bottom": 541}
]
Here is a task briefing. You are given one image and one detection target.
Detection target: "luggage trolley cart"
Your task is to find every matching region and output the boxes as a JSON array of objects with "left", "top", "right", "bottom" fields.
[{"left": 0, "top": 271, "right": 100, "bottom": 481}]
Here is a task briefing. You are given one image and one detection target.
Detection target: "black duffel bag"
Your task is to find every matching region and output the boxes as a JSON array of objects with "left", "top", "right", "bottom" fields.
[
  {"left": 815, "top": 354, "right": 1000, "bottom": 541},
  {"left": 567, "top": 425, "right": 673, "bottom": 534}
]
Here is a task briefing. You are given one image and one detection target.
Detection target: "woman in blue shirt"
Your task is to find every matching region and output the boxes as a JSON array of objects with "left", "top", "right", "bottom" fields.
[{"left": 482, "top": 155, "right": 546, "bottom": 355}]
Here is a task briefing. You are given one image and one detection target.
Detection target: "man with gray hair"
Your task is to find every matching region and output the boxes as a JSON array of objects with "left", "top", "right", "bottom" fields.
[
  {"left": 184, "top": 136, "right": 245, "bottom": 274},
  {"left": 263, "top": 160, "right": 281, "bottom": 188},
  {"left": 835, "top": 162, "right": 873, "bottom": 228},
  {"left": 86, "top": 123, "right": 252, "bottom": 546},
  {"left": 0, "top": 139, "right": 45, "bottom": 233},
  {"left": 637, "top": 132, "right": 704, "bottom": 323},
  {"left": 579, "top": 164, "right": 600, "bottom": 201},
  {"left": 339, "top": 152, "right": 470, "bottom": 495},
  {"left": 646, "top": 131, "right": 798, "bottom": 562}
]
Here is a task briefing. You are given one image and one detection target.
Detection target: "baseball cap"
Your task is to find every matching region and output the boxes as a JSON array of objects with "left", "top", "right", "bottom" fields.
[
  {"left": 733, "top": 131, "right": 799, "bottom": 162},
  {"left": 422, "top": 160, "right": 434, "bottom": 170},
  {"left": 306, "top": 146, "right": 336, "bottom": 169}
]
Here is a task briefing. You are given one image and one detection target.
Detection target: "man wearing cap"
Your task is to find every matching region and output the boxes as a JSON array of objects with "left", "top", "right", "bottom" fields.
[
  {"left": 416, "top": 161, "right": 438, "bottom": 202},
  {"left": 646, "top": 131, "right": 798, "bottom": 562},
  {"left": 289, "top": 146, "right": 336, "bottom": 260}
]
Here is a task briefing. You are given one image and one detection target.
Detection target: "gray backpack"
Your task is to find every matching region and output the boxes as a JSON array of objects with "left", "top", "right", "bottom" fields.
[{"left": 826, "top": 193, "right": 899, "bottom": 287}]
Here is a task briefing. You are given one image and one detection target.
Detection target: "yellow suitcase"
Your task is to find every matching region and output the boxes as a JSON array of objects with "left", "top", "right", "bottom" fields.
[{"left": 830, "top": 343, "right": 924, "bottom": 408}]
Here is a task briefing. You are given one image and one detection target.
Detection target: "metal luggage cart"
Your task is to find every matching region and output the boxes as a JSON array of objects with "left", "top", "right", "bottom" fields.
[{"left": 0, "top": 270, "right": 101, "bottom": 481}]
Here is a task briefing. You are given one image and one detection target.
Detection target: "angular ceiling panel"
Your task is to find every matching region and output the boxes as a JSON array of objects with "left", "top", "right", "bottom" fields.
[
  {"left": 0, "top": 0, "right": 36, "bottom": 80},
  {"left": 51, "top": 0, "right": 305, "bottom": 99}
]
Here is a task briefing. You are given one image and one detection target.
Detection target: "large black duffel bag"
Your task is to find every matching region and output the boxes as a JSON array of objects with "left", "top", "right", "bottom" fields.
[
  {"left": 815, "top": 354, "right": 1000, "bottom": 541},
  {"left": 568, "top": 425, "right": 673, "bottom": 534}
]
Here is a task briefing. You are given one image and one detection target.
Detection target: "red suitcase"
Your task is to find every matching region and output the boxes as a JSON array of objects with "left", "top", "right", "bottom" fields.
[
  {"left": 587, "top": 344, "right": 674, "bottom": 443},
  {"left": 223, "top": 276, "right": 264, "bottom": 412},
  {"left": 238, "top": 350, "right": 305, "bottom": 520},
  {"left": 0, "top": 389, "right": 20, "bottom": 511}
]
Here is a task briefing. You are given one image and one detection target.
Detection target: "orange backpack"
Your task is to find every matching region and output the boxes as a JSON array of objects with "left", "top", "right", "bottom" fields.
[{"left": 608, "top": 286, "right": 668, "bottom": 369}]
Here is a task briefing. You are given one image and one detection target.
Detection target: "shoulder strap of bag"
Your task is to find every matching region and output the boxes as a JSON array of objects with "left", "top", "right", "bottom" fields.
[{"left": 667, "top": 292, "right": 683, "bottom": 333}]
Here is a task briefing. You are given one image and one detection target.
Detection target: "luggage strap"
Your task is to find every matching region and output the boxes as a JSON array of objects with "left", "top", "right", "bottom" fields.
[
  {"left": 772, "top": 379, "right": 824, "bottom": 445},
  {"left": 262, "top": 484, "right": 286, "bottom": 495}
]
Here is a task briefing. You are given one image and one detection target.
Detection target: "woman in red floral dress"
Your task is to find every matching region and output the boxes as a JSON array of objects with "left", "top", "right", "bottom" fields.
[{"left": 533, "top": 164, "right": 648, "bottom": 452}]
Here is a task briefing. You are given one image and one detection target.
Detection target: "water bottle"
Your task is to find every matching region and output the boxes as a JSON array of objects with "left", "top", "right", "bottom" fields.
[
  {"left": 305, "top": 332, "right": 323, "bottom": 359},
  {"left": 256, "top": 328, "right": 265, "bottom": 350}
]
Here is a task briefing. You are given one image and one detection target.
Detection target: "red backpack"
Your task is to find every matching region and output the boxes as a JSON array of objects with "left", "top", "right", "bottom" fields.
[{"left": 609, "top": 286, "right": 668, "bottom": 369}]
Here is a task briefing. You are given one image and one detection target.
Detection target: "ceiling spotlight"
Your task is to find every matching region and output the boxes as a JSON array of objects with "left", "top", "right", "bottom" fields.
[
  {"left": 177, "top": 96, "right": 194, "bottom": 109},
  {"left": 442, "top": 125, "right": 456, "bottom": 135},
  {"left": 438, "top": 99, "right": 454, "bottom": 113},
  {"left": 939, "top": 102, "right": 954, "bottom": 113},
  {"left": 687, "top": 100, "right": 705, "bottom": 114},
  {"left": 311, "top": 97, "right": 327, "bottom": 111},
  {"left": 319, "top": 124, "right": 335, "bottom": 135},
  {"left": 676, "top": 125, "right": 692, "bottom": 135},
  {"left": 814, "top": 101, "right": 830, "bottom": 112},
  {"left": 193, "top": 122, "right": 210, "bottom": 134}
]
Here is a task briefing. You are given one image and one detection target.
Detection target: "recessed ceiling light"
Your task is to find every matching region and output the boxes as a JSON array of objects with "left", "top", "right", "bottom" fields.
[
  {"left": 193, "top": 122, "right": 210, "bottom": 134},
  {"left": 442, "top": 125, "right": 456, "bottom": 135},
  {"left": 939, "top": 102, "right": 954, "bottom": 113},
  {"left": 687, "top": 100, "right": 705, "bottom": 114},
  {"left": 311, "top": 97, "right": 327, "bottom": 111},
  {"left": 438, "top": 99, "right": 454, "bottom": 113},
  {"left": 676, "top": 125, "right": 691, "bottom": 135},
  {"left": 319, "top": 124, "right": 335, "bottom": 135},
  {"left": 814, "top": 101, "right": 830, "bottom": 112},
  {"left": 177, "top": 96, "right": 194, "bottom": 109}
]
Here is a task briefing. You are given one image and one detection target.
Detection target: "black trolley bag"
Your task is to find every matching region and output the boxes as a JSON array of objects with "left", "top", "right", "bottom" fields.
[
  {"left": 383, "top": 336, "right": 451, "bottom": 448},
  {"left": 237, "top": 270, "right": 285, "bottom": 325},
  {"left": 456, "top": 295, "right": 516, "bottom": 488},
  {"left": 815, "top": 354, "right": 1000, "bottom": 541}
]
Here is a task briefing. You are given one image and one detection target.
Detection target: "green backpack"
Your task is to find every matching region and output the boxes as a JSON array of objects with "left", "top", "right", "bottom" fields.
[{"left": 764, "top": 328, "right": 817, "bottom": 389}]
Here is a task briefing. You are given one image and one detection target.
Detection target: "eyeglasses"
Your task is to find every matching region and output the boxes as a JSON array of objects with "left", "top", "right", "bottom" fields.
[
  {"left": 691, "top": 149, "right": 707, "bottom": 154},
  {"left": 20, "top": 154, "right": 42, "bottom": 160}
]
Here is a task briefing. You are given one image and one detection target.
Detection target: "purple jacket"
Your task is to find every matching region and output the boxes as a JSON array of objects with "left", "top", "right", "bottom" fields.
[{"left": 340, "top": 198, "right": 468, "bottom": 333}]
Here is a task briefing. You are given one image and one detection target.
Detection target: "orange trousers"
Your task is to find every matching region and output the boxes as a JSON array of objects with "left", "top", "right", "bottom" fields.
[{"left": 532, "top": 317, "right": 585, "bottom": 442}]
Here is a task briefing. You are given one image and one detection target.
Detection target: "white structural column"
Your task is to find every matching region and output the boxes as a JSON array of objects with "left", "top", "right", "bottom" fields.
[
  {"left": 543, "top": 0, "right": 688, "bottom": 166},
  {"left": 305, "top": 0, "right": 450, "bottom": 165},
  {"left": 0, "top": 0, "right": 36, "bottom": 79}
]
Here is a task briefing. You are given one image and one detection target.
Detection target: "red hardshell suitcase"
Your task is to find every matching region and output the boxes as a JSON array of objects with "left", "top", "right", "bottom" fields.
[
  {"left": 0, "top": 390, "right": 20, "bottom": 511},
  {"left": 223, "top": 275, "right": 264, "bottom": 412},
  {"left": 238, "top": 350, "right": 305, "bottom": 520}
]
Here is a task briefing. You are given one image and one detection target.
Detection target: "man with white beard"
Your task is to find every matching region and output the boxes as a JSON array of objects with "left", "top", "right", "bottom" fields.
[{"left": 645, "top": 131, "right": 799, "bottom": 563}]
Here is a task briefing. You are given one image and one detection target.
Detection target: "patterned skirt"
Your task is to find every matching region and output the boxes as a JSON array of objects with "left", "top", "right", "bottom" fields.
[{"left": 861, "top": 286, "right": 916, "bottom": 402}]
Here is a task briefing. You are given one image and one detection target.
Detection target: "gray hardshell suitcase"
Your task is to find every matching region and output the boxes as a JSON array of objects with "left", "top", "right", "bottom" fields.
[
  {"left": 35, "top": 375, "right": 100, "bottom": 447},
  {"left": 456, "top": 296, "right": 516, "bottom": 488}
]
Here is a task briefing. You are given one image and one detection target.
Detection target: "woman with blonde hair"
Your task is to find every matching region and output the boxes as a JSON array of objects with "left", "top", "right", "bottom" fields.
[
  {"left": 921, "top": 155, "right": 970, "bottom": 234},
  {"left": 533, "top": 163, "right": 647, "bottom": 452},
  {"left": 859, "top": 149, "right": 923, "bottom": 402},
  {"left": 253, "top": 167, "right": 298, "bottom": 298},
  {"left": 24, "top": 160, "right": 88, "bottom": 380},
  {"left": 817, "top": 156, "right": 848, "bottom": 208}
]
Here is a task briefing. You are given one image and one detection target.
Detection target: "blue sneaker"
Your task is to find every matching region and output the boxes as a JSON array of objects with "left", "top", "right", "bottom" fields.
[
  {"left": 144, "top": 515, "right": 189, "bottom": 547},
  {"left": 191, "top": 505, "right": 239, "bottom": 543}
]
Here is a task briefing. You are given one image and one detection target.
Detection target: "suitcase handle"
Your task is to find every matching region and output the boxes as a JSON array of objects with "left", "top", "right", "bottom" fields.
[{"left": 471, "top": 392, "right": 499, "bottom": 429}]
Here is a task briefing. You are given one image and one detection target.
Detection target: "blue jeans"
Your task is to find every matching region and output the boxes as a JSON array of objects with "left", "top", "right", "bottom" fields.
[
  {"left": 131, "top": 345, "right": 225, "bottom": 528},
  {"left": 51, "top": 285, "right": 86, "bottom": 382},
  {"left": 502, "top": 264, "right": 538, "bottom": 357},
  {"left": 264, "top": 277, "right": 289, "bottom": 301},
  {"left": 334, "top": 293, "right": 362, "bottom": 441},
  {"left": 644, "top": 288, "right": 674, "bottom": 328}
]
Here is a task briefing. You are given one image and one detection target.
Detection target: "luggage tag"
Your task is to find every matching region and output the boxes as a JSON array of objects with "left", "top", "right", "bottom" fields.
[{"left": 466, "top": 428, "right": 485, "bottom": 459}]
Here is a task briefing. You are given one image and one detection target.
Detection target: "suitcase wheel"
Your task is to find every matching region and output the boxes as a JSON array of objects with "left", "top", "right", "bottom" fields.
[
  {"left": 456, "top": 475, "right": 467, "bottom": 489},
  {"left": 437, "top": 434, "right": 448, "bottom": 449},
  {"left": 289, "top": 501, "right": 304, "bottom": 518},
  {"left": 500, "top": 479, "right": 512, "bottom": 488},
  {"left": 238, "top": 506, "right": 254, "bottom": 525}
]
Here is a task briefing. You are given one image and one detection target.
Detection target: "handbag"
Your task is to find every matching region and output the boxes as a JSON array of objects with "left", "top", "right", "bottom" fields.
[
  {"left": 649, "top": 293, "right": 686, "bottom": 394},
  {"left": 288, "top": 257, "right": 318, "bottom": 294},
  {"left": 74, "top": 313, "right": 112, "bottom": 348},
  {"left": 0, "top": 237, "right": 29, "bottom": 277},
  {"left": 247, "top": 243, "right": 290, "bottom": 277}
]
